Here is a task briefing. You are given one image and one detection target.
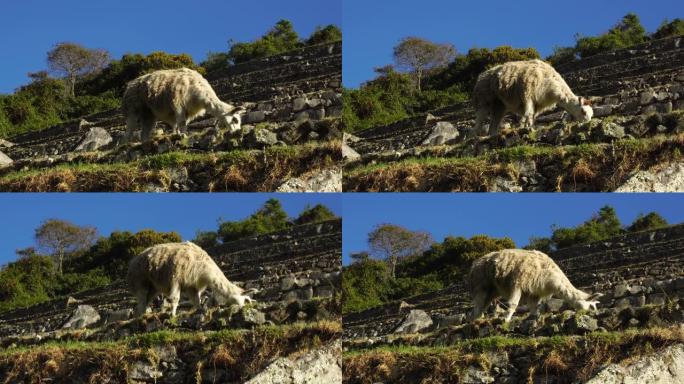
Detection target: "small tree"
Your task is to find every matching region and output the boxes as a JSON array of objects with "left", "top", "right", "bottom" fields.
[
  {"left": 47, "top": 42, "right": 110, "bottom": 97},
  {"left": 368, "top": 224, "right": 433, "bottom": 278},
  {"left": 34, "top": 219, "right": 97, "bottom": 274},
  {"left": 393, "top": 37, "right": 456, "bottom": 91}
]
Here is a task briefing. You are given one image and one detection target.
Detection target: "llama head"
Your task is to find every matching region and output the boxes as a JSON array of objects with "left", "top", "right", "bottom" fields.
[
  {"left": 218, "top": 106, "right": 245, "bottom": 133},
  {"left": 575, "top": 292, "right": 602, "bottom": 311},
  {"left": 569, "top": 96, "right": 593, "bottom": 122}
]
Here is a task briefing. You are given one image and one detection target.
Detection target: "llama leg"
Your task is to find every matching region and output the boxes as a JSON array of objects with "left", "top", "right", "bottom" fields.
[
  {"left": 187, "top": 288, "right": 202, "bottom": 311},
  {"left": 140, "top": 111, "right": 156, "bottom": 142},
  {"left": 521, "top": 101, "right": 535, "bottom": 128},
  {"left": 125, "top": 115, "right": 140, "bottom": 144},
  {"left": 489, "top": 105, "right": 506, "bottom": 136},
  {"left": 168, "top": 284, "right": 181, "bottom": 317},
  {"left": 174, "top": 112, "right": 187, "bottom": 136},
  {"left": 473, "top": 109, "right": 488, "bottom": 137},
  {"left": 526, "top": 296, "right": 541, "bottom": 317},
  {"left": 503, "top": 288, "right": 522, "bottom": 322},
  {"left": 471, "top": 290, "right": 490, "bottom": 320},
  {"left": 135, "top": 287, "right": 152, "bottom": 316}
]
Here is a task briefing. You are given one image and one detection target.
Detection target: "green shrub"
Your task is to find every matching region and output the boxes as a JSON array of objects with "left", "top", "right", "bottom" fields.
[
  {"left": 652, "top": 18, "right": 684, "bottom": 40},
  {"left": 306, "top": 25, "right": 342, "bottom": 45},
  {"left": 218, "top": 198, "right": 290, "bottom": 242},
  {"left": 294, "top": 204, "right": 338, "bottom": 225},
  {"left": 627, "top": 212, "right": 668, "bottom": 233}
]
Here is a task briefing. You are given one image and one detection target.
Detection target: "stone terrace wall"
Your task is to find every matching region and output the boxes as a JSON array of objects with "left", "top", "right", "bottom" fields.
[
  {"left": 0, "top": 219, "right": 341, "bottom": 338},
  {"left": 343, "top": 223, "right": 684, "bottom": 339}
]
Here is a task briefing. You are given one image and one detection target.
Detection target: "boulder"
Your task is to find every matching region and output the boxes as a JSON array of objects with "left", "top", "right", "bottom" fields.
[
  {"left": 421, "top": 121, "right": 460, "bottom": 146},
  {"left": 246, "top": 128, "right": 278, "bottom": 148},
  {"left": 615, "top": 162, "right": 684, "bottom": 192},
  {"left": 0, "top": 150, "right": 13, "bottom": 168},
  {"left": 276, "top": 168, "right": 341, "bottom": 192},
  {"left": 342, "top": 143, "right": 360, "bottom": 161},
  {"left": 586, "top": 344, "right": 684, "bottom": 384},
  {"left": 62, "top": 305, "right": 101, "bottom": 329},
  {"left": 232, "top": 307, "right": 267, "bottom": 328},
  {"left": 394, "top": 309, "right": 433, "bottom": 334},
  {"left": 73, "top": 127, "right": 113, "bottom": 152},
  {"left": 243, "top": 111, "right": 267, "bottom": 124},
  {"left": 245, "top": 340, "right": 341, "bottom": 384}
]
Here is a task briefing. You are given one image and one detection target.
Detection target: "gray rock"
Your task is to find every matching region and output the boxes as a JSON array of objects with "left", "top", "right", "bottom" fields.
[
  {"left": 656, "top": 101, "right": 673, "bottom": 114},
  {"left": 247, "top": 128, "right": 278, "bottom": 148},
  {"left": 490, "top": 177, "right": 523, "bottom": 192},
  {"left": 640, "top": 90, "right": 655, "bottom": 105},
  {"left": 233, "top": 307, "right": 267, "bottom": 327},
  {"left": 592, "top": 105, "right": 614, "bottom": 117},
  {"left": 462, "top": 365, "right": 495, "bottom": 384},
  {"left": 615, "top": 162, "right": 684, "bottom": 192},
  {"left": 245, "top": 340, "right": 341, "bottom": 384},
  {"left": 613, "top": 284, "right": 629, "bottom": 298},
  {"left": 129, "top": 360, "right": 162, "bottom": 382},
  {"left": 342, "top": 143, "right": 360, "bottom": 161},
  {"left": 281, "top": 276, "right": 296, "bottom": 291},
  {"left": 62, "top": 305, "right": 100, "bottom": 329},
  {"left": 421, "top": 121, "right": 460, "bottom": 146},
  {"left": 276, "top": 168, "right": 341, "bottom": 192},
  {"left": 73, "top": 127, "right": 113, "bottom": 152},
  {"left": 586, "top": 344, "right": 684, "bottom": 384},
  {"left": 545, "top": 298, "right": 565, "bottom": 312},
  {"left": 292, "top": 98, "right": 308, "bottom": 112},
  {"left": 0, "top": 150, "right": 13, "bottom": 168},
  {"left": 103, "top": 308, "right": 133, "bottom": 323},
  {"left": 573, "top": 314, "right": 598, "bottom": 333},
  {"left": 597, "top": 122, "right": 625, "bottom": 140},
  {"left": 394, "top": 309, "right": 433, "bottom": 334},
  {"left": 244, "top": 111, "right": 266, "bottom": 124}
]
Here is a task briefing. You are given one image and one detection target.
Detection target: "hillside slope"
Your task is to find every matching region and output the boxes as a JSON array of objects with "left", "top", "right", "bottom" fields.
[
  {"left": 343, "top": 223, "right": 684, "bottom": 382},
  {"left": 344, "top": 36, "right": 684, "bottom": 192},
  {"left": 0, "top": 42, "right": 343, "bottom": 192},
  {"left": 0, "top": 219, "right": 342, "bottom": 383}
]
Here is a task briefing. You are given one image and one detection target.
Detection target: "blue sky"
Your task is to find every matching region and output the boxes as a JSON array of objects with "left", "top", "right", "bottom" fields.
[
  {"left": 343, "top": 0, "right": 682, "bottom": 88},
  {"left": 0, "top": 193, "right": 341, "bottom": 266},
  {"left": 0, "top": 0, "right": 341, "bottom": 93},
  {"left": 342, "top": 193, "right": 684, "bottom": 265}
]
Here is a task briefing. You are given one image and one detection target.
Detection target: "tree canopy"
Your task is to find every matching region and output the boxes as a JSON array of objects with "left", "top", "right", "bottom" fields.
[{"left": 393, "top": 37, "right": 456, "bottom": 91}]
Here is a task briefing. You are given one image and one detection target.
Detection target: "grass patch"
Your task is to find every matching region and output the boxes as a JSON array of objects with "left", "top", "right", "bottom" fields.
[
  {"left": 0, "top": 142, "right": 340, "bottom": 192},
  {"left": 344, "top": 135, "right": 684, "bottom": 192}
]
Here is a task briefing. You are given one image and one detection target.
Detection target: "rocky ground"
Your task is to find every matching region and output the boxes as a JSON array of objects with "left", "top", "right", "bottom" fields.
[
  {"left": 0, "top": 42, "right": 343, "bottom": 192},
  {"left": 342, "top": 224, "right": 684, "bottom": 383},
  {"left": 344, "top": 36, "right": 684, "bottom": 192},
  {"left": 0, "top": 219, "right": 342, "bottom": 383}
]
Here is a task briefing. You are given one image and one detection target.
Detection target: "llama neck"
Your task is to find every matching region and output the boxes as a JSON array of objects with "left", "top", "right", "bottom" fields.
[{"left": 207, "top": 99, "right": 233, "bottom": 117}]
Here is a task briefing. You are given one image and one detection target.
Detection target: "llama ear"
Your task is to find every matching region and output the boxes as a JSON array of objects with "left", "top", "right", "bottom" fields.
[{"left": 589, "top": 292, "right": 604, "bottom": 300}]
